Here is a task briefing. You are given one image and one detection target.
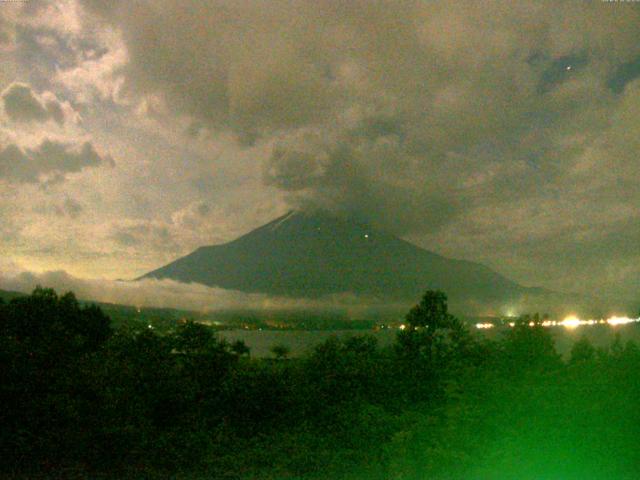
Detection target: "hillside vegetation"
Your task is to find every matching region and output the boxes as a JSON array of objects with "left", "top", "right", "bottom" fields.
[{"left": 2, "top": 287, "right": 639, "bottom": 479}]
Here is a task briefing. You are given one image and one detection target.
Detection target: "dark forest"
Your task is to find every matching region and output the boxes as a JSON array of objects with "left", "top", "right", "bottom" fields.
[{"left": 2, "top": 288, "right": 639, "bottom": 479}]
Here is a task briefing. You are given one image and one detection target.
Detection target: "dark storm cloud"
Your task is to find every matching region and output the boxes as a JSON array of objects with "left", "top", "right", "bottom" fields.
[
  {"left": 78, "top": 0, "right": 640, "bottom": 234},
  {"left": 0, "top": 139, "right": 114, "bottom": 184},
  {"left": 2, "top": 83, "right": 65, "bottom": 124},
  {"left": 264, "top": 130, "right": 460, "bottom": 233},
  {"left": 13, "top": 23, "right": 82, "bottom": 76}
]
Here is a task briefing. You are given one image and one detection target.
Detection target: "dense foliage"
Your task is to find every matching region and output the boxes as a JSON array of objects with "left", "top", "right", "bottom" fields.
[{"left": 1, "top": 287, "right": 639, "bottom": 479}]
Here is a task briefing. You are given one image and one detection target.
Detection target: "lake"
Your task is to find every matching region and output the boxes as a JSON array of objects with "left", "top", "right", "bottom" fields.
[{"left": 218, "top": 324, "right": 640, "bottom": 358}]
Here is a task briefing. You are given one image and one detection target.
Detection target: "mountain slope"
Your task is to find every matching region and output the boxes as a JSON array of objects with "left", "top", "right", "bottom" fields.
[
  {"left": 0, "top": 289, "right": 26, "bottom": 302},
  {"left": 141, "top": 210, "right": 537, "bottom": 304}
]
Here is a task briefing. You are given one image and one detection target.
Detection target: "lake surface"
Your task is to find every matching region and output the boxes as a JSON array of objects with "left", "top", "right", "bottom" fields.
[{"left": 218, "top": 324, "right": 640, "bottom": 358}]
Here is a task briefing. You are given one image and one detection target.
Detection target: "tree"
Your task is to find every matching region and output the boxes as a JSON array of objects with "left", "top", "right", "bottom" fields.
[
  {"left": 397, "top": 290, "right": 466, "bottom": 353},
  {"left": 172, "top": 320, "right": 214, "bottom": 354},
  {"left": 0, "top": 287, "right": 113, "bottom": 473},
  {"left": 1, "top": 287, "right": 111, "bottom": 353},
  {"left": 610, "top": 333, "right": 624, "bottom": 359},
  {"left": 304, "top": 335, "right": 391, "bottom": 409},
  {"left": 569, "top": 336, "right": 596, "bottom": 364},
  {"left": 395, "top": 290, "right": 470, "bottom": 402},
  {"left": 231, "top": 339, "right": 251, "bottom": 357},
  {"left": 270, "top": 343, "right": 291, "bottom": 360},
  {"left": 501, "top": 322, "right": 561, "bottom": 372},
  {"left": 405, "top": 290, "right": 455, "bottom": 330}
]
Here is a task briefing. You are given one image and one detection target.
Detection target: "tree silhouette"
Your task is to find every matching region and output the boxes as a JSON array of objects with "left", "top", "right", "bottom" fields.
[
  {"left": 231, "top": 339, "right": 251, "bottom": 357},
  {"left": 405, "top": 290, "right": 454, "bottom": 330},
  {"left": 396, "top": 290, "right": 469, "bottom": 401},
  {"left": 173, "top": 320, "right": 214, "bottom": 354},
  {"left": 502, "top": 322, "right": 561, "bottom": 372},
  {"left": 270, "top": 343, "right": 291, "bottom": 360},
  {"left": 569, "top": 335, "right": 596, "bottom": 364}
]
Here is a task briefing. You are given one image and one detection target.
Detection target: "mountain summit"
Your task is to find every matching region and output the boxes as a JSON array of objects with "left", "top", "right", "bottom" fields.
[{"left": 141, "top": 210, "right": 536, "bottom": 305}]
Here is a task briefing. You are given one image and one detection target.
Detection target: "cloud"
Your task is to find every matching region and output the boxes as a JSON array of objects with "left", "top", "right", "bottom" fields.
[
  {"left": 109, "top": 220, "right": 174, "bottom": 248},
  {"left": 76, "top": 0, "right": 640, "bottom": 234},
  {"left": 0, "top": 18, "right": 10, "bottom": 47},
  {"left": 32, "top": 196, "right": 84, "bottom": 218},
  {"left": 170, "top": 201, "right": 211, "bottom": 230},
  {"left": 1, "top": 267, "right": 634, "bottom": 318},
  {"left": 1, "top": 82, "right": 68, "bottom": 124},
  {"left": 107, "top": 201, "right": 252, "bottom": 256},
  {"left": 0, "top": 82, "right": 114, "bottom": 187},
  {"left": 59, "top": 197, "right": 83, "bottom": 218},
  {"left": 0, "top": 138, "right": 114, "bottom": 184},
  {"left": 53, "top": 34, "right": 127, "bottom": 104},
  {"left": 168, "top": 201, "right": 249, "bottom": 246},
  {"left": 1, "top": 0, "right": 637, "bottom": 302},
  {"left": 0, "top": 268, "right": 395, "bottom": 313}
]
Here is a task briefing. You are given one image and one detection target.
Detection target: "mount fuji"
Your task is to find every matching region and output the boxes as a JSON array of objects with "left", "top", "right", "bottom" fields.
[{"left": 141, "top": 210, "right": 543, "bottom": 307}]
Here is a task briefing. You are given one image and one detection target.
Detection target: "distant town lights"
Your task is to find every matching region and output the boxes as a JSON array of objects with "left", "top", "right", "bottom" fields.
[
  {"left": 475, "top": 315, "right": 640, "bottom": 330},
  {"left": 475, "top": 323, "right": 494, "bottom": 329},
  {"left": 608, "top": 316, "right": 636, "bottom": 326},
  {"left": 560, "top": 315, "right": 581, "bottom": 329}
]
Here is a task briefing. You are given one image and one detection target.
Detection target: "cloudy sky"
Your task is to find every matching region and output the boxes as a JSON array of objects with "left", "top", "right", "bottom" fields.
[{"left": 0, "top": 0, "right": 639, "bottom": 305}]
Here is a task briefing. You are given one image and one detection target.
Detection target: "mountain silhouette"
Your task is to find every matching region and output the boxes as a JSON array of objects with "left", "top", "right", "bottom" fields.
[{"left": 141, "top": 210, "right": 541, "bottom": 305}]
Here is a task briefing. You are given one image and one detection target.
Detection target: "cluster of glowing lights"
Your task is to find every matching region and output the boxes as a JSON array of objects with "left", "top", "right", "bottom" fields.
[
  {"left": 475, "top": 323, "right": 495, "bottom": 329},
  {"left": 475, "top": 315, "right": 640, "bottom": 330}
]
